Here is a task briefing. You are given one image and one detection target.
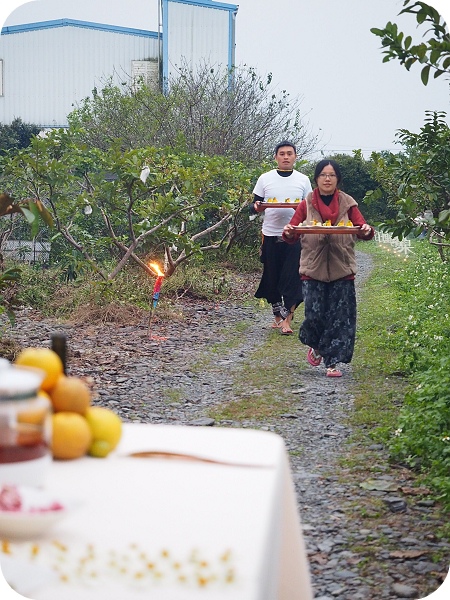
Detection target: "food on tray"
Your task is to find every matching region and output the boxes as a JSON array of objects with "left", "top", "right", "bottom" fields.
[
  {"left": 337, "top": 220, "right": 345, "bottom": 226},
  {"left": 264, "top": 198, "right": 300, "bottom": 204},
  {"left": 346, "top": 220, "right": 353, "bottom": 227},
  {"left": 324, "top": 220, "right": 332, "bottom": 226}
]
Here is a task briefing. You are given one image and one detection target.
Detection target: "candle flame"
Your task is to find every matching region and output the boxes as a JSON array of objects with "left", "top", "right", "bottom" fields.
[{"left": 148, "top": 262, "right": 164, "bottom": 277}]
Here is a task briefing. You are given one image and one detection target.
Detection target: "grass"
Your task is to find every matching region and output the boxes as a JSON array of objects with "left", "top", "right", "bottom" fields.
[
  {"left": 348, "top": 242, "right": 412, "bottom": 442},
  {"left": 162, "top": 388, "right": 184, "bottom": 405},
  {"left": 211, "top": 359, "right": 296, "bottom": 421},
  {"left": 204, "top": 317, "right": 298, "bottom": 421},
  {"left": 338, "top": 240, "right": 450, "bottom": 541}
]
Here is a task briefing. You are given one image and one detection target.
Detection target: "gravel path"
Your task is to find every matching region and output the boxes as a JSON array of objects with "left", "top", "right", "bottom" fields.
[{"left": 3, "top": 250, "right": 449, "bottom": 599}]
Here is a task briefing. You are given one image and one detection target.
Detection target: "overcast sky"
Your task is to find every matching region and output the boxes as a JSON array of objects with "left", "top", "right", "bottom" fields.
[{"left": 1, "top": 0, "right": 450, "bottom": 158}]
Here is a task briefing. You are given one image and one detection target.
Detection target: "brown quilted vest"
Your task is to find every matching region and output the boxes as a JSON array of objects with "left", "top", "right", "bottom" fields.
[{"left": 300, "top": 191, "right": 358, "bottom": 282}]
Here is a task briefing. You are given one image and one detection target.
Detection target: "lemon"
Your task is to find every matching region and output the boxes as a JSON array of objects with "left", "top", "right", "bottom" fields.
[
  {"left": 88, "top": 440, "right": 112, "bottom": 458},
  {"left": 51, "top": 412, "right": 92, "bottom": 460},
  {"left": 85, "top": 407, "right": 122, "bottom": 458},
  {"left": 15, "top": 347, "right": 63, "bottom": 392}
]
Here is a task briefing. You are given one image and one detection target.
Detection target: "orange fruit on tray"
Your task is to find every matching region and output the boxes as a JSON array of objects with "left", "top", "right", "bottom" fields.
[
  {"left": 49, "top": 375, "right": 91, "bottom": 415},
  {"left": 14, "top": 347, "right": 63, "bottom": 391},
  {"left": 51, "top": 412, "right": 93, "bottom": 460}
]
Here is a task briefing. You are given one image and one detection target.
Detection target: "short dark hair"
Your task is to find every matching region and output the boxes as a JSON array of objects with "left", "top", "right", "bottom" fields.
[
  {"left": 314, "top": 159, "right": 342, "bottom": 187},
  {"left": 274, "top": 140, "right": 296, "bottom": 155}
]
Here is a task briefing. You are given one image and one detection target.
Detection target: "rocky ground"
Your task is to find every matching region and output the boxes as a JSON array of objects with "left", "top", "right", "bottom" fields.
[{"left": 2, "top": 251, "right": 449, "bottom": 599}]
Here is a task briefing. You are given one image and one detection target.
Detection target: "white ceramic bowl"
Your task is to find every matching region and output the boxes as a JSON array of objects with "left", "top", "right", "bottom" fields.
[{"left": 0, "top": 486, "right": 74, "bottom": 539}]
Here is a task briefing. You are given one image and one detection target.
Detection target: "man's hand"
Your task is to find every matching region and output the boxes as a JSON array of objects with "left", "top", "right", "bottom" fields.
[{"left": 254, "top": 201, "right": 265, "bottom": 213}]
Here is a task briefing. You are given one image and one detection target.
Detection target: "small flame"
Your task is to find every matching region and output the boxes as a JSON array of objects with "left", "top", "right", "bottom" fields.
[{"left": 148, "top": 262, "right": 164, "bottom": 277}]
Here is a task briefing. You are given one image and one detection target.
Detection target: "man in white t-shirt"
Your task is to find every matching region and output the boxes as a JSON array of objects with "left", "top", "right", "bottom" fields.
[{"left": 251, "top": 141, "right": 312, "bottom": 334}]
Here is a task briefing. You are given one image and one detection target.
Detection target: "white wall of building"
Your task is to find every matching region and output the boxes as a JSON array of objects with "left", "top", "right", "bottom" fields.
[
  {"left": 0, "top": 19, "right": 160, "bottom": 126},
  {"left": 162, "top": 0, "right": 237, "bottom": 83},
  {"left": 0, "top": 0, "right": 238, "bottom": 128}
]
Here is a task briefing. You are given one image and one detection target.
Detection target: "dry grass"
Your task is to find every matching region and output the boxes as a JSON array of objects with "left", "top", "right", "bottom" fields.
[
  {"left": 68, "top": 302, "right": 148, "bottom": 326},
  {"left": 0, "top": 336, "right": 22, "bottom": 361}
]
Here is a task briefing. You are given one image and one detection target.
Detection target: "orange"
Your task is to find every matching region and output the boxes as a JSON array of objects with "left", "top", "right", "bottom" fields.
[
  {"left": 85, "top": 407, "right": 122, "bottom": 458},
  {"left": 15, "top": 348, "right": 63, "bottom": 392},
  {"left": 49, "top": 375, "right": 91, "bottom": 415},
  {"left": 17, "top": 390, "right": 51, "bottom": 425},
  {"left": 51, "top": 412, "right": 92, "bottom": 460}
]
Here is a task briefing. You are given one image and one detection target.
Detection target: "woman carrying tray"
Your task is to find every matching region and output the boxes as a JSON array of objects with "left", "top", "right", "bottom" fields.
[
  {"left": 282, "top": 159, "right": 374, "bottom": 377},
  {"left": 251, "top": 141, "right": 312, "bottom": 335}
]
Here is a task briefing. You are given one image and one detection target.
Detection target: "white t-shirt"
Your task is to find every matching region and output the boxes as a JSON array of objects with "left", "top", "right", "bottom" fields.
[{"left": 253, "top": 169, "right": 312, "bottom": 236}]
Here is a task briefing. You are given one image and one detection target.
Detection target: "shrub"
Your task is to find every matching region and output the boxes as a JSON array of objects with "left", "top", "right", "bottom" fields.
[{"left": 389, "top": 355, "right": 450, "bottom": 505}]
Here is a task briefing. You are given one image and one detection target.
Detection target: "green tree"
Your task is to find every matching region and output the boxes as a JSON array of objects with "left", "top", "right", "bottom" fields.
[
  {"left": 0, "top": 192, "right": 53, "bottom": 321},
  {"left": 68, "top": 63, "right": 319, "bottom": 162},
  {"left": 368, "top": 112, "right": 450, "bottom": 260},
  {"left": 369, "top": 1, "right": 450, "bottom": 259},
  {"left": 0, "top": 128, "right": 258, "bottom": 280},
  {"left": 0, "top": 118, "right": 40, "bottom": 156},
  {"left": 371, "top": 0, "right": 450, "bottom": 85}
]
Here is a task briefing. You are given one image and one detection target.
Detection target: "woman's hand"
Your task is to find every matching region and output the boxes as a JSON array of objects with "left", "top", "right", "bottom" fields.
[
  {"left": 283, "top": 224, "right": 295, "bottom": 239},
  {"left": 359, "top": 223, "right": 372, "bottom": 236}
]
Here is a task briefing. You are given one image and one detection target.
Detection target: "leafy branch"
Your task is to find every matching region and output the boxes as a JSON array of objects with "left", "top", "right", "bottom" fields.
[{"left": 371, "top": 0, "right": 450, "bottom": 85}]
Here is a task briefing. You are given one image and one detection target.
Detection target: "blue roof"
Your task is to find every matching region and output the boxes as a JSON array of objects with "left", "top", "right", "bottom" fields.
[
  {"left": 1, "top": 18, "right": 159, "bottom": 38},
  {"left": 168, "top": 0, "right": 238, "bottom": 11}
]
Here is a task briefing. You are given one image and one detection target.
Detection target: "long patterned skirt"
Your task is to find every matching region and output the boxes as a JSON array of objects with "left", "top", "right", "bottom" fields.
[{"left": 299, "top": 279, "right": 356, "bottom": 368}]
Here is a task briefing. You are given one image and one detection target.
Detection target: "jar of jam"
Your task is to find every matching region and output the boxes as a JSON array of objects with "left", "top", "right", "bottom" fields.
[{"left": 0, "top": 362, "right": 52, "bottom": 487}]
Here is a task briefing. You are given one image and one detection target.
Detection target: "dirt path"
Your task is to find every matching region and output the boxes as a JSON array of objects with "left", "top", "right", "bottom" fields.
[{"left": 2, "top": 251, "right": 449, "bottom": 599}]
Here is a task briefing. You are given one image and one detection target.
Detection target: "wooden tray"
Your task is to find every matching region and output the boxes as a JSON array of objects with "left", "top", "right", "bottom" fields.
[
  {"left": 292, "top": 225, "right": 361, "bottom": 234},
  {"left": 262, "top": 203, "right": 301, "bottom": 208}
]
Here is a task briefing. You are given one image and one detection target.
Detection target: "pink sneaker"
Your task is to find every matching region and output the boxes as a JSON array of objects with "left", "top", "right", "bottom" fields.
[{"left": 307, "top": 348, "right": 322, "bottom": 367}]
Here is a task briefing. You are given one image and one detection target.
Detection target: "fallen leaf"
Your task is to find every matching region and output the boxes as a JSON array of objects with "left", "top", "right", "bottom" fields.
[
  {"left": 309, "top": 552, "right": 328, "bottom": 565},
  {"left": 399, "top": 486, "right": 432, "bottom": 496},
  {"left": 360, "top": 478, "right": 399, "bottom": 492},
  {"left": 347, "top": 556, "right": 363, "bottom": 565}
]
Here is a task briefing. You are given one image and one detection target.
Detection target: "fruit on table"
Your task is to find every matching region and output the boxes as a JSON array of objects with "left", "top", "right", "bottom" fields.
[
  {"left": 49, "top": 375, "right": 91, "bottom": 415},
  {"left": 17, "top": 405, "right": 48, "bottom": 426},
  {"left": 85, "top": 407, "right": 122, "bottom": 458},
  {"left": 14, "top": 348, "right": 63, "bottom": 391},
  {"left": 51, "top": 412, "right": 93, "bottom": 460}
]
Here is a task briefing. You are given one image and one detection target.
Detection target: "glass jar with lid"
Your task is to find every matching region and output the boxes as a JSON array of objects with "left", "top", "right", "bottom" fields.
[{"left": 0, "top": 361, "right": 52, "bottom": 487}]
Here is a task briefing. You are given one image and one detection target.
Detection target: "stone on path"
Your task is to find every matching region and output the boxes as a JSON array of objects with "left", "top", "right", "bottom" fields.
[
  {"left": 190, "top": 417, "right": 215, "bottom": 426},
  {"left": 391, "top": 582, "right": 418, "bottom": 598},
  {"left": 383, "top": 496, "right": 408, "bottom": 513}
]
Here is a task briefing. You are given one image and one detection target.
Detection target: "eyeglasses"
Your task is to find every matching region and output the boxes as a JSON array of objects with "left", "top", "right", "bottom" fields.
[{"left": 318, "top": 173, "right": 337, "bottom": 179}]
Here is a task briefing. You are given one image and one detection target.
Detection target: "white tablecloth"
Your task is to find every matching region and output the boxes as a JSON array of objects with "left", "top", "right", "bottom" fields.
[{"left": 0, "top": 424, "right": 312, "bottom": 599}]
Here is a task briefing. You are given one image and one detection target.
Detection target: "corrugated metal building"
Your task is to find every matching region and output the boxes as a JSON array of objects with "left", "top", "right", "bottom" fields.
[
  {"left": 0, "top": 0, "right": 238, "bottom": 128},
  {"left": 163, "top": 0, "right": 237, "bottom": 82},
  {"left": 0, "top": 19, "right": 161, "bottom": 127}
]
